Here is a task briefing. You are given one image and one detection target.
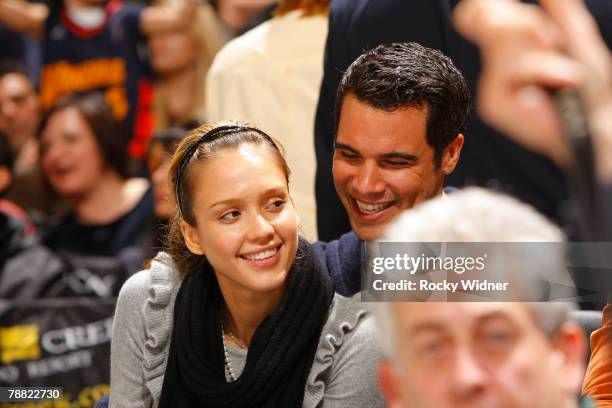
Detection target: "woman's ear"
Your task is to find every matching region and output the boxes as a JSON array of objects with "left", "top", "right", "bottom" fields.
[{"left": 180, "top": 220, "right": 205, "bottom": 255}]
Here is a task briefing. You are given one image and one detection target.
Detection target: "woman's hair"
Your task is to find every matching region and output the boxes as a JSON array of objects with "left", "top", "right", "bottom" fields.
[
  {"left": 37, "top": 92, "right": 129, "bottom": 178},
  {"left": 166, "top": 121, "right": 290, "bottom": 276},
  {"left": 275, "top": 0, "right": 329, "bottom": 16}
]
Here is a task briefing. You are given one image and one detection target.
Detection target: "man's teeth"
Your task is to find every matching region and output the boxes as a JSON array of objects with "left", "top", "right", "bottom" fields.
[
  {"left": 356, "top": 200, "right": 392, "bottom": 213},
  {"left": 243, "top": 248, "right": 277, "bottom": 260}
]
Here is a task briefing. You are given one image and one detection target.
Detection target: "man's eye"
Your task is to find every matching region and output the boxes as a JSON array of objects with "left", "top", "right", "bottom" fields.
[
  {"left": 340, "top": 151, "right": 359, "bottom": 160},
  {"left": 418, "top": 339, "right": 446, "bottom": 358},
  {"left": 221, "top": 210, "right": 240, "bottom": 221},
  {"left": 481, "top": 330, "right": 515, "bottom": 351},
  {"left": 266, "top": 199, "right": 286, "bottom": 211},
  {"left": 384, "top": 160, "right": 409, "bottom": 168}
]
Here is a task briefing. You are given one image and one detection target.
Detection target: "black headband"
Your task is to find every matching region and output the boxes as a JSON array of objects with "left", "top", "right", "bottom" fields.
[{"left": 174, "top": 125, "right": 274, "bottom": 220}]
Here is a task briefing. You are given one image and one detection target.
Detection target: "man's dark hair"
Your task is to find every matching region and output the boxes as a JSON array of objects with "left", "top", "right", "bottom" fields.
[
  {"left": 0, "top": 60, "right": 33, "bottom": 83},
  {"left": 335, "top": 42, "right": 470, "bottom": 167}
]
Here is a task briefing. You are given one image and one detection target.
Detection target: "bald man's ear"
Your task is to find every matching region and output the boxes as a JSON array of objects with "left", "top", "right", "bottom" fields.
[
  {"left": 379, "top": 360, "right": 402, "bottom": 408},
  {"left": 440, "top": 133, "right": 464, "bottom": 175},
  {"left": 552, "top": 321, "right": 587, "bottom": 396}
]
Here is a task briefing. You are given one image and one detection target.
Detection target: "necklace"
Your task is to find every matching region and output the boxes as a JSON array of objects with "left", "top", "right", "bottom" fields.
[{"left": 220, "top": 318, "right": 238, "bottom": 382}]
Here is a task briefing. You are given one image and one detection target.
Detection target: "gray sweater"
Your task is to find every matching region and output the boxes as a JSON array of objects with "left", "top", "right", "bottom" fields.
[{"left": 109, "top": 252, "right": 384, "bottom": 408}]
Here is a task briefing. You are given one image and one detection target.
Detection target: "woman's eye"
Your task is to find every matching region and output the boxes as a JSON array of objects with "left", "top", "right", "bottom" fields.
[{"left": 221, "top": 210, "right": 240, "bottom": 221}]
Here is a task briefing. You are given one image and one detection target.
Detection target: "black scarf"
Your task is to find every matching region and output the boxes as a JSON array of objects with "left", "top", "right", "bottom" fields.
[{"left": 159, "top": 238, "right": 334, "bottom": 407}]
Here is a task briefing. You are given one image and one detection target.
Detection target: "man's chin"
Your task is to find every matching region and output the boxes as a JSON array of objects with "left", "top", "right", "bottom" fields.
[
  {"left": 351, "top": 222, "right": 387, "bottom": 242},
  {"left": 349, "top": 208, "right": 399, "bottom": 241}
]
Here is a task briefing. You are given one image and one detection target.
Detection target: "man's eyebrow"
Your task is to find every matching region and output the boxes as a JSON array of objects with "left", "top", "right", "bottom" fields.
[
  {"left": 335, "top": 143, "right": 417, "bottom": 162},
  {"left": 404, "top": 321, "right": 446, "bottom": 337},
  {"left": 475, "top": 311, "right": 516, "bottom": 327},
  {"left": 334, "top": 143, "right": 360, "bottom": 155},
  {"left": 380, "top": 151, "right": 418, "bottom": 162}
]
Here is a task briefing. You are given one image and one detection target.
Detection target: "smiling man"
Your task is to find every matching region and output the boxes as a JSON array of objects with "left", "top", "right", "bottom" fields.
[{"left": 315, "top": 42, "right": 469, "bottom": 295}]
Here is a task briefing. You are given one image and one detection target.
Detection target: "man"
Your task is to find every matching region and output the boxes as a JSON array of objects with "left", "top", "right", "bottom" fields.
[
  {"left": 0, "top": 63, "right": 39, "bottom": 157},
  {"left": 0, "top": 63, "right": 47, "bottom": 217},
  {"left": 315, "top": 42, "right": 468, "bottom": 296},
  {"left": 314, "top": 0, "right": 611, "bottom": 242},
  {"left": 371, "top": 188, "right": 590, "bottom": 408}
]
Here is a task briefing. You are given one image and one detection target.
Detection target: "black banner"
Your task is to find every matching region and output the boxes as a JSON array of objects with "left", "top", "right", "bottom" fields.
[{"left": 0, "top": 297, "right": 115, "bottom": 408}]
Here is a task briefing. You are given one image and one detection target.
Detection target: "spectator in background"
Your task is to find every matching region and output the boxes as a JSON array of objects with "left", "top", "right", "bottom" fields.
[
  {"left": 39, "top": 93, "right": 154, "bottom": 268},
  {"left": 0, "top": 61, "right": 48, "bottom": 220},
  {"left": 371, "top": 188, "right": 590, "bottom": 408},
  {"left": 0, "top": 130, "right": 67, "bottom": 299},
  {"left": 149, "top": 0, "right": 226, "bottom": 129},
  {"left": 145, "top": 125, "right": 190, "bottom": 253},
  {"left": 0, "top": 0, "right": 194, "bottom": 166},
  {"left": 206, "top": 0, "right": 330, "bottom": 240}
]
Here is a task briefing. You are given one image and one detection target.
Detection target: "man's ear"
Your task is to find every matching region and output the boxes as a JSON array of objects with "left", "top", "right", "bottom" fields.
[
  {"left": 551, "top": 321, "right": 587, "bottom": 396},
  {"left": 440, "top": 133, "right": 464, "bottom": 175},
  {"left": 379, "top": 359, "right": 402, "bottom": 408},
  {"left": 180, "top": 220, "right": 205, "bottom": 255},
  {"left": 0, "top": 166, "right": 13, "bottom": 195}
]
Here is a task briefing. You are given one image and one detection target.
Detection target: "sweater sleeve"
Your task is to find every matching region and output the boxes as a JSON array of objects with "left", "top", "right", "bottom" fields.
[
  {"left": 321, "top": 314, "right": 385, "bottom": 408},
  {"left": 110, "top": 270, "right": 153, "bottom": 408},
  {"left": 304, "top": 295, "right": 384, "bottom": 408}
]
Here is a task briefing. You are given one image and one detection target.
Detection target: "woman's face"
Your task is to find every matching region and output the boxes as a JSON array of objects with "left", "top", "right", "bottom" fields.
[
  {"left": 182, "top": 143, "right": 298, "bottom": 296},
  {"left": 149, "top": 28, "right": 197, "bottom": 74},
  {"left": 148, "top": 141, "right": 176, "bottom": 219},
  {"left": 40, "top": 107, "right": 107, "bottom": 198}
]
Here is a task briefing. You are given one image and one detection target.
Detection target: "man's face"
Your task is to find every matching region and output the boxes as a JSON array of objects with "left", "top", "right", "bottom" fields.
[
  {"left": 333, "top": 94, "right": 462, "bottom": 241},
  {"left": 381, "top": 302, "right": 585, "bottom": 408},
  {"left": 0, "top": 73, "right": 39, "bottom": 151}
]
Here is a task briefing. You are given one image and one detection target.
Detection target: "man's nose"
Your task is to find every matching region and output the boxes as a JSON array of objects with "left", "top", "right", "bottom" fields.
[
  {"left": 352, "top": 161, "right": 385, "bottom": 196},
  {"left": 450, "top": 350, "right": 488, "bottom": 403}
]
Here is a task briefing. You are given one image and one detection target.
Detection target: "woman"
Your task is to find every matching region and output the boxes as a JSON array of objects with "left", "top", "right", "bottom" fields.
[
  {"left": 149, "top": 0, "right": 226, "bottom": 128},
  {"left": 39, "top": 92, "right": 154, "bottom": 262},
  {"left": 110, "top": 122, "right": 382, "bottom": 407}
]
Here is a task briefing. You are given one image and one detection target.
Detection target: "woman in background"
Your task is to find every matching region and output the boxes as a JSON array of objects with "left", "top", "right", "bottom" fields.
[
  {"left": 40, "top": 92, "right": 154, "bottom": 265},
  {"left": 146, "top": 125, "right": 191, "bottom": 252},
  {"left": 149, "top": 0, "right": 226, "bottom": 128}
]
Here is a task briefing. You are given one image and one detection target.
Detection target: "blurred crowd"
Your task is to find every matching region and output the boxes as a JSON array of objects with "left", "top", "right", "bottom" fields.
[{"left": 0, "top": 0, "right": 609, "bottom": 407}]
